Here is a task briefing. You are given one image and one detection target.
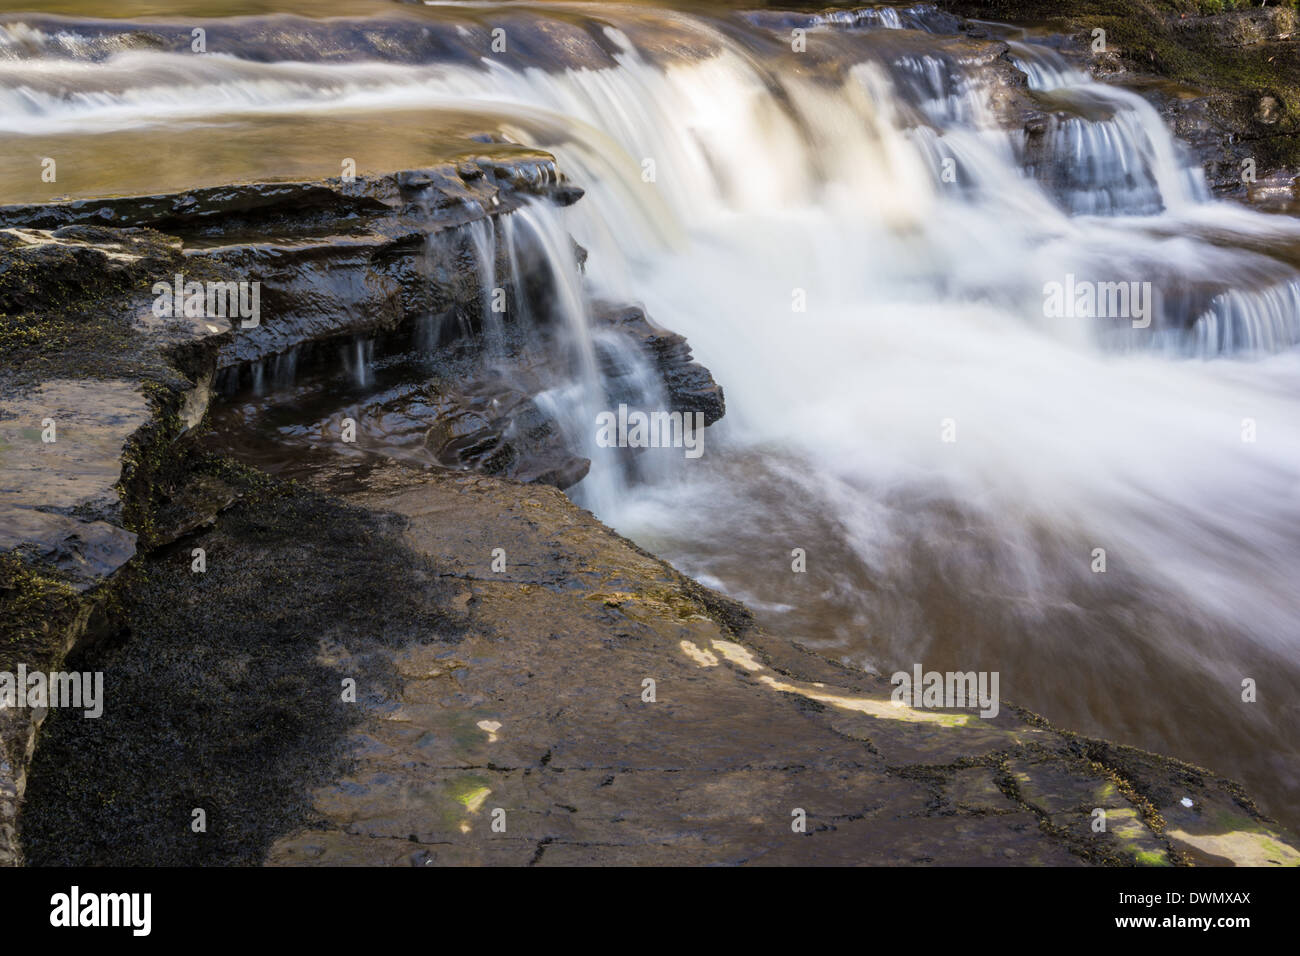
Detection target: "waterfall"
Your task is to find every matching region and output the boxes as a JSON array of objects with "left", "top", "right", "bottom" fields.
[
  {"left": 504, "top": 198, "right": 665, "bottom": 516},
  {"left": 463, "top": 216, "right": 502, "bottom": 351},
  {"left": 344, "top": 337, "right": 374, "bottom": 389},
  {"left": 5, "top": 2, "right": 1300, "bottom": 828},
  {"left": 1009, "top": 41, "right": 1210, "bottom": 214}
]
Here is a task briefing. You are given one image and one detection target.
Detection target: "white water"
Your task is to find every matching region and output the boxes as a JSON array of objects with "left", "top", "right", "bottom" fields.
[
  {"left": 5, "top": 5, "right": 1299, "bottom": 819},
  {"left": 411, "top": 22, "right": 1300, "bottom": 659},
  {"left": 517, "top": 28, "right": 1300, "bottom": 651},
  {"left": 380, "top": 12, "right": 1300, "bottom": 815}
]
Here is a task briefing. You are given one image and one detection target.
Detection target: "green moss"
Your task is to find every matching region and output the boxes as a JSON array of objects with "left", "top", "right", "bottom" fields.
[
  {"left": 1190, "top": 0, "right": 1279, "bottom": 13},
  {"left": 451, "top": 777, "right": 493, "bottom": 808},
  {"left": 0, "top": 227, "right": 227, "bottom": 390},
  {"left": 0, "top": 250, "right": 140, "bottom": 370},
  {"left": 1211, "top": 807, "right": 1265, "bottom": 832},
  {"left": 0, "top": 552, "right": 80, "bottom": 669},
  {"left": 1135, "top": 848, "right": 1172, "bottom": 865}
]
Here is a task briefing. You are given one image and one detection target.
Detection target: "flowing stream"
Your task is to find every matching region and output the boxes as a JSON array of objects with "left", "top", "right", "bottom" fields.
[{"left": 3, "top": 2, "right": 1298, "bottom": 830}]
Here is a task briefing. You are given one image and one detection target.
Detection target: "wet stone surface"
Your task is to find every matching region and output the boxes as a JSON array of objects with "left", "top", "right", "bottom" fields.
[{"left": 22, "top": 456, "right": 1282, "bottom": 866}]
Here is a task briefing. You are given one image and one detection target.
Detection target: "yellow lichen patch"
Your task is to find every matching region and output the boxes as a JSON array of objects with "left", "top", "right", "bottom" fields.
[
  {"left": 590, "top": 590, "right": 711, "bottom": 629},
  {"left": 710, "top": 640, "right": 763, "bottom": 672},
  {"left": 680, "top": 640, "right": 718, "bottom": 667},
  {"left": 1167, "top": 828, "right": 1300, "bottom": 867},
  {"left": 587, "top": 590, "right": 638, "bottom": 608},
  {"left": 457, "top": 786, "right": 492, "bottom": 814},
  {"left": 682, "top": 634, "right": 977, "bottom": 726},
  {"left": 756, "top": 674, "right": 976, "bottom": 727}
]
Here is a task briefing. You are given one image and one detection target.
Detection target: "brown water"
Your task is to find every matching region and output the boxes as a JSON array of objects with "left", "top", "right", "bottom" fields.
[{"left": 0, "top": 109, "right": 543, "bottom": 203}]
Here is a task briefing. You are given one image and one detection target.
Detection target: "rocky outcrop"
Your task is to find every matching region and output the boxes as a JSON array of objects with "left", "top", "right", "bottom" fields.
[
  {"left": 0, "top": 155, "right": 727, "bottom": 864},
  {"left": 594, "top": 304, "right": 726, "bottom": 425},
  {"left": 0, "top": 226, "right": 225, "bottom": 864},
  {"left": 2, "top": 157, "right": 575, "bottom": 365}
]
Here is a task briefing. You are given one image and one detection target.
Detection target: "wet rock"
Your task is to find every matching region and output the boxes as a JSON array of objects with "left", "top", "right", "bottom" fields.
[
  {"left": 0, "top": 159, "right": 572, "bottom": 236},
  {"left": 1243, "top": 168, "right": 1300, "bottom": 215},
  {"left": 0, "top": 223, "right": 233, "bottom": 865},
  {"left": 0, "top": 226, "right": 179, "bottom": 318},
  {"left": 596, "top": 304, "right": 726, "bottom": 424},
  {"left": 419, "top": 384, "right": 590, "bottom": 488},
  {"left": 258, "top": 378, "right": 593, "bottom": 491},
  {"left": 19, "top": 469, "right": 468, "bottom": 866},
  {"left": 0, "top": 162, "right": 587, "bottom": 374},
  {"left": 22, "top": 457, "right": 1294, "bottom": 866},
  {"left": 937, "top": 1, "right": 1300, "bottom": 198}
]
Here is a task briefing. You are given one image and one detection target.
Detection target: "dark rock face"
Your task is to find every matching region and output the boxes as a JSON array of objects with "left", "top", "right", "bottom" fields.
[
  {"left": 0, "top": 159, "right": 576, "bottom": 366},
  {"left": 20, "top": 463, "right": 467, "bottom": 866},
  {"left": 1, "top": 160, "right": 726, "bottom": 495},
  {"left": 596, "top": 305, "right": 726, "bottom": 425}
]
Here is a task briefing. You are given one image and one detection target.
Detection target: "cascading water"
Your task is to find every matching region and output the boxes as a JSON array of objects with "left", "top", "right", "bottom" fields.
[
  {"left": 502, "top": 197, "right": 668, "bottom": 514},
  {"left": 6, "top": 3, "right": 1298, "bottom": 830},
  {"left": 1009, "top": 40, "right": 1210, "bottom": 215},
  {"left": 463, "top": 216, "right": 503, "bottom": 351}
]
